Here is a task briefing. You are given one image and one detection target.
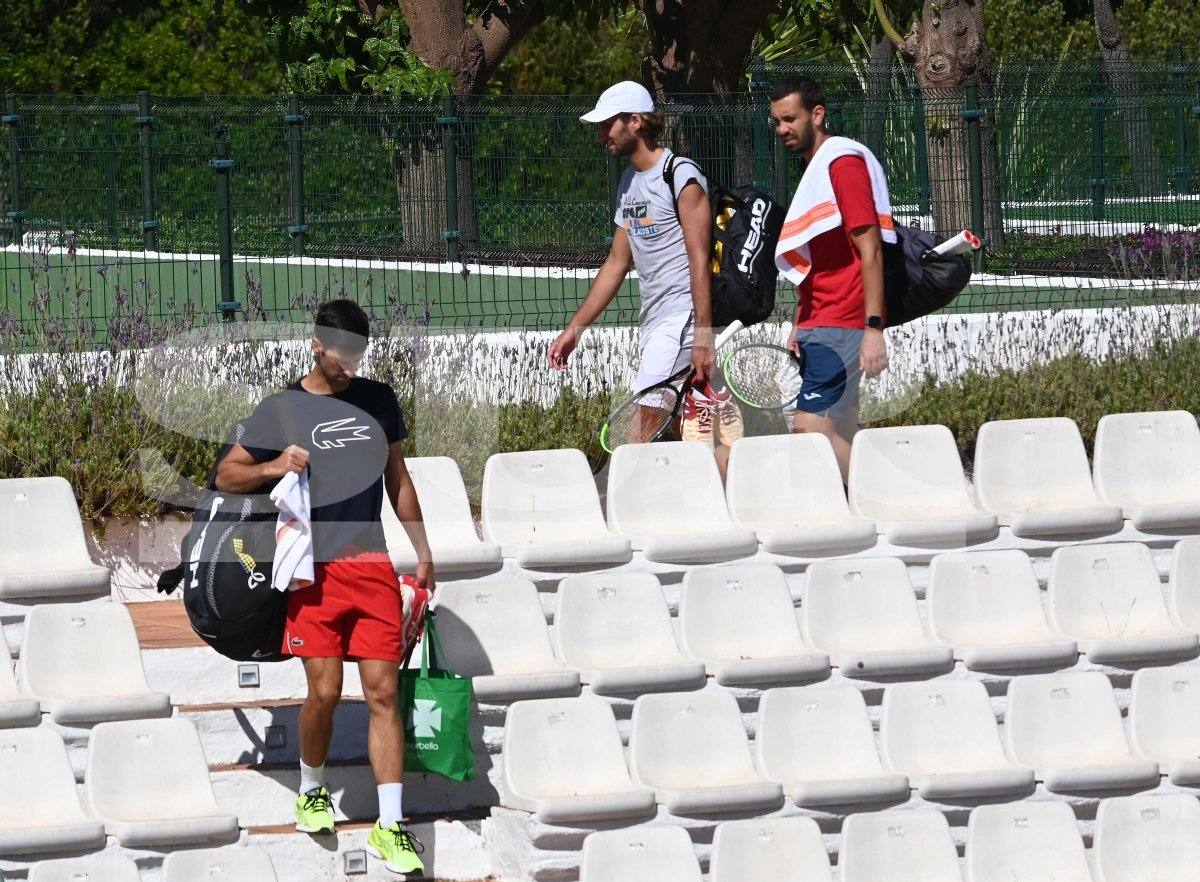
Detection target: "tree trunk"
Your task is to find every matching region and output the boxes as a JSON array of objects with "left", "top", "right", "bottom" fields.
[
  {"left": 900, "top": 0, "right": 1003, "bottom": 246},
  {"left": 637, "top": 0, "right": 779, "bottom": 98},
  {"left": 1093, "top": 0, "right": 1162, "bottom": 197},
  {"left": 863, "top": 35, "right": 897, "bottom": 170}
]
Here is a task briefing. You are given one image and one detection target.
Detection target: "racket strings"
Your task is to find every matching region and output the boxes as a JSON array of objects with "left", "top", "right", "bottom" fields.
[
  {"left": 724, "top": 345, "right": 803, "bottom": 410},
  {"left": 605, "top": 386, "right": 679, "bottom": 448}
]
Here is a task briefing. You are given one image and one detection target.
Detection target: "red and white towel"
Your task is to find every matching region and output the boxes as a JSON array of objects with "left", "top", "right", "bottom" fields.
[
  {"left": 774, "top": 135, "right": 898, "bottom": 286},
  {"left": 270, "top": 470, "right": 314, "bottom": 592}
]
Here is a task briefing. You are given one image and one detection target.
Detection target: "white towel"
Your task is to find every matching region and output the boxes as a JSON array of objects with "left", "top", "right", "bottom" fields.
[
  {"left": 774, "top": 135, "right": 898, "bottom": 286},
  {"left": 270, "top": 470, "right": 314, "bottom": 592}
]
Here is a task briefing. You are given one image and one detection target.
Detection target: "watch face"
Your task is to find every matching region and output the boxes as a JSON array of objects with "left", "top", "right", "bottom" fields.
[{"left": 867, "top": 316, "right": 883, "bottom": 329}]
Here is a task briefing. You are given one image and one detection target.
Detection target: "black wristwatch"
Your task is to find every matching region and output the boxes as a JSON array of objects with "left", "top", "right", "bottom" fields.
[{"left": 866, "top": 315, "right": 884, "bottom": 330}]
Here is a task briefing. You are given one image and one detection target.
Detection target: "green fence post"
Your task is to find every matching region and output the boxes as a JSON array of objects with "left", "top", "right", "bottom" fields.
[
  {"left": 826, "top": 97, "right": 845, "bottom": 137},
  {"left": 1091, "top": 54, "right": 1107, "bottom": 222},
  {"left": 2, "top": 95, "right": 23, "bottom": 245},
  {"left": 774, "top": 134, "right": 789, "bottom": 203},
  {"left": 1172, "top": 44, "right": 1190, "bottom": 195},
  {"left": 909, "top": 81, "right": 931, "bottom": 217},
  {"left": 962, "top": 81, "right": 986, "bottom": 273},
  {"left": 285, "top": 94, "right": 307, "bottom": 257},
  {"left": 438, "top": 94, "right": 461, "bottom": 263},
  {"left": 103, "top": 107, "right": 119, "bottom": 249},
  {"left": 136, "top": 91, "right": 158, "bottom": 251},
  {"left": 210, "top": 123, "right": 238, "bottom": 320},
  {"left": 750, "top": 57, "right": 771, "bottom": 192}
]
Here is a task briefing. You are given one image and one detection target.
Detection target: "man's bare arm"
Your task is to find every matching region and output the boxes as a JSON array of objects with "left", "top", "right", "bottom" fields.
[
  {"left": 548, "top": 227, "right": 634, "bottom": 367},
  {"left": 384, "top": 442, "right": 435, "bottom": 590},
  {"left": 677, "top": 181, "right": 715, "bottom": 382},
  {"left": 214, "top": 443, "right": 308, "bottom": 493},
  {"left": 850, "top": 223, "right": 888, "bottom": 377}
]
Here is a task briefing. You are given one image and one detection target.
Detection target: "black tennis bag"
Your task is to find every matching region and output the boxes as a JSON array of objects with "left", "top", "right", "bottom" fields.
[
  {"left": 157, "top": 450, "right": 288, "bottom": 662},
  {"left": 665, "top": 156, "right": 786, "bottom": 328},
  {"left": 882, "top": 225, "right": 973, "bottom": 327}
]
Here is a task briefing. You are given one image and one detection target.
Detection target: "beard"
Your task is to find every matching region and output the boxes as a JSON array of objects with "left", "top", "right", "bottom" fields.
[{"left": 795, "top": 121, "right": 819, "bottom": 154}]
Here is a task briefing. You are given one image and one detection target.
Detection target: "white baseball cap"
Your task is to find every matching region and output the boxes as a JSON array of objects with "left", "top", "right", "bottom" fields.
[{"left": 580, "top": 81, "right": 655, "bottom": 123}]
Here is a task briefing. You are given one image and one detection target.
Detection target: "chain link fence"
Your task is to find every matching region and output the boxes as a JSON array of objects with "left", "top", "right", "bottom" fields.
[{"left": 4, "top": 59, "right": 1200, "bottom": 343}]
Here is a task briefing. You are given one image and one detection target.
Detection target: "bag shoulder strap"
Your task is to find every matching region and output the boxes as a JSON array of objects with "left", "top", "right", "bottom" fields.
[{"left": 662, "top": 152, "right": 704, "bottom": 222}]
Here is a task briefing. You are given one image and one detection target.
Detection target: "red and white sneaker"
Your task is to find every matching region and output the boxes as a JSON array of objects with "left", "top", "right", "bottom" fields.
[
  {"left": 681, "top": 383, "right": 717, "bottom": 448},
  {"left": 711, "top": 384, "right": 744, "bottom": 446},
  {"left": 400, "top": 574, "right": 431, "bottom": 654}
]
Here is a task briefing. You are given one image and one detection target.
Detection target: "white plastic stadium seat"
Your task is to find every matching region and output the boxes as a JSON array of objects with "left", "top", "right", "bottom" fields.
[
  {"left": 973, "top": 417, "right": 1123, "bottom": 538},
  {"left": 0, "top": 477, "right": 110, "bottom": 599},
  {"left": 848, "top": 425, "right": 998, "bottom": 546},
  {"left": 580, "top": 826, "right": 701, "bottom": 882},
  {"left": 725, "top": 434, "right": 876, "bottom": 555},
  {"left": 1094, "top": 794, "right": 1200, "bottom": 882},
  {"left": 629, "top": 689, "right": 784, "bottom": 815},
  {"left": 710, "top": 817, "right": 833, "bottom": 882},
  {"left": 966, "top": 801, "right": 1091, "bottom": 882},
  {"left": 1130, "top": 667, "right": 1200, "bottom": 785},
  {"left": 0, "top": 727, "right": 106, "bottom": 855},
  {"left": 382, "top": 456, "right": 501, "bottom": 573},
  {"left": 839, "top": 810, "right": 963, "bottom": 882},
  {"left": 881, "top": 680, "right": 1034, "bottom": 799},
  {"left": 606, "top": 441, "right": 759, "bottom": 563},
  {"left": 801, "top": 557, "right": 953, "bottom": 677},
  {"left": 555, "top": 572, "right": 706, "bottom": 695},
  {"left": 1004, "top": 671, "right": 1160, "bottom": 792},
  {"left": 162, "top": 847, "right": 280, "bottom": 882},
  {"left": 1048, "top": 543, "right": 1198, "bottom": 663},
  {"left": 28, "top": 856, "right": 141, "bottom": 882},
  {"left": 677, "top": 564, "right": 829, "bottom": 686},
  {"left": 433, "top": 579, "right": 580, "bottom": 701},
  {"left": 1094, "top": 410, "right": 1200, "bottom": 532},
  {"left": 1168, "top": 538, "right": 1200, "bottom": 632},
  {"left": 481, "top": 449, "right": 631, "bottom": 567},
  {"left": 20, "top": 603, "right": 171, "bottom": 724},
  {"left": 927, "top": 550, "right": 1078, "bottom": 670},
  {"left": 0, "top": 639, "right": 40, "bottom": 728},
  {"left": 501, "top": 695, "right": 655, "bottom": 823},
  {"left": 85, "top": 717, "right": 239, "bottom": 847},
  {"left": 756, "top": 685, "right": 910, "bottom": 807}
]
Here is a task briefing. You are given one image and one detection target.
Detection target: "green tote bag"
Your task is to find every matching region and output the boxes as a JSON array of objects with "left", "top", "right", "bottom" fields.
[{"left": 397, "top": 612, "right": 476, "bottom": 782}]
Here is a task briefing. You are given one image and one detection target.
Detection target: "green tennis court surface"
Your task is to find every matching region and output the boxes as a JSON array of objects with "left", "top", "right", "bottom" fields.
[{"left": 3, "top": 247, "right": 1197, "bottom": 343}]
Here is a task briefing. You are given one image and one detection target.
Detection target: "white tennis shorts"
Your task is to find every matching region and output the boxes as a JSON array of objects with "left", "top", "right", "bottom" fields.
[{"left": 633, "top": 314, "right": 694, "bottom": 392}]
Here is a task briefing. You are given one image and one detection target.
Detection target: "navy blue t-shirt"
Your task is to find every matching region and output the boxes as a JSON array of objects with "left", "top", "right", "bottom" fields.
[{"left": 237, "top": 377, "right": 407, "bottom": 560}]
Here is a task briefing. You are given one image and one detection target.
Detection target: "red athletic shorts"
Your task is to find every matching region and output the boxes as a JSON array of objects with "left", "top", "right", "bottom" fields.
[{"left": 281, "top": 549, "right": 405, "bottom": 662}]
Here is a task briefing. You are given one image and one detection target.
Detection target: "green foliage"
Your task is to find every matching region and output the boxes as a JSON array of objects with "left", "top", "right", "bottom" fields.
[
  {"left": 491, "top": 7, "right": 650, "bottom": 95},
  {"left": 1117, "top": 0, "right": 1200, "bottom": 57},
  {"left": 985, "top": 0, "right": 1092, "bottom": 62},
  {"left": 0, "top": 0, "right": 282, "bottom": 94}
]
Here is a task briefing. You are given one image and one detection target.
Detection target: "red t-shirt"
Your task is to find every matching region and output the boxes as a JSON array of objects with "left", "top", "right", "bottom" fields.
[{"left": 796, "top": 155, "right": 879, "bottom": 330}]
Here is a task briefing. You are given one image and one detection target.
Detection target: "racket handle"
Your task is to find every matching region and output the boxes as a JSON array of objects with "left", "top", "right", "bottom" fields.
[
  {"left": 928, "top": 230, "right": 981, "bottom": 258},
  {"left": 715, "top": 320, "right": 744, "bottom": 348}
]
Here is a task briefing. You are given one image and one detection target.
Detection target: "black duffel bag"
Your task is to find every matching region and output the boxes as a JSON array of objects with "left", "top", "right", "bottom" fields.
[{"left": 882, "top": 225, "right": 973, "bottom": 327}]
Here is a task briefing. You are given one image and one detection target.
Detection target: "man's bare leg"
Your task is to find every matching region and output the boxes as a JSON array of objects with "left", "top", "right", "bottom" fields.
[
  {"left": 299, "top": 656, "right": 344, "bottom": 767},
  {"left": 358, "top": 658, "right": 403, "bottom": 785},
  {"left": 793, "top": 407, "right": 859, "bottom": 483}
]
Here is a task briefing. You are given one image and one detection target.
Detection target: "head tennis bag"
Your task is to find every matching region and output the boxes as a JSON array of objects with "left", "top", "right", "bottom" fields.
[
  {"left": 664, "top": 155, "right": 786, "bottom": 328},
  {"left": 882, "top": 225, "right": 973, "bottom": 327},
  {"left": 157, "top": 441, "right": 287, "bottom": 662}
]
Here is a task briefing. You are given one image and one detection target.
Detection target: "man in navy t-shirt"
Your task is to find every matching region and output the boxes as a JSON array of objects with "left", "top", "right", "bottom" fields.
[{"left": 215, "top": 299, "right": 433, "bottom": 875}]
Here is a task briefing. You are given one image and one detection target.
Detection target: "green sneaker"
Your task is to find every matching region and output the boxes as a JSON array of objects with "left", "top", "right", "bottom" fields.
[
  {"left": 367, "top": 820, "right": 426, "bottom": 875},
  {"left": 294, "top": 785, "right": 335, "bottom": 834}
]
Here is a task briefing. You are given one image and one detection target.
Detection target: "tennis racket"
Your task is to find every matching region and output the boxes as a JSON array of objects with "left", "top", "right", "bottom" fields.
[
  {"left": 600, "top": 319, "right": 744, "bottom": 453},
  {"left": 721, "top": 341, "right": 806, "bottom": 412}
]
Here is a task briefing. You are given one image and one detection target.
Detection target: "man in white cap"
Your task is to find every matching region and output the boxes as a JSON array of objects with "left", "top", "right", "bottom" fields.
[{"left": 550, "top": 81, "right": 733, "bottom": 450}]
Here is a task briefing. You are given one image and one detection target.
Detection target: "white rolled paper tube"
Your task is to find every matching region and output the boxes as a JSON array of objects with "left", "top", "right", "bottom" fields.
[{"left": 931, "top": 230, "right": 979, "bottom": 256}]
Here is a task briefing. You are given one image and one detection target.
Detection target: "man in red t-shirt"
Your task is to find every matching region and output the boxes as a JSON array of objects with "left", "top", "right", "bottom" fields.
[{"left": 770, "top": 77, "right": 888, "bottom": 480}]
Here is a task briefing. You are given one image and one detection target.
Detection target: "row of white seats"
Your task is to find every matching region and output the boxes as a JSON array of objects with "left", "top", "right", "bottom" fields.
[
  {"left": 501, "top": 669, "right": 1199, "bottom": 822},
  {"left": 0, "top": 603, "right": 168, "bottom": 728},
  {"left": 382, "top": 410, "right": 1200, "bottom": 569},
  {"left": 431, "top": 542, "right": 1200, "bottom": 701},
  {"left": 8, "top": 849, "right": 277, "bottom": 882},
  {"left": 581, "top": 795, "right": 1200, "bottom": 882},
  {"left": 3, "top": 410, "right": 1197, "bottom": 596},
  {"left": 1, "top": 718, "right": 237, "bottom": 855}
]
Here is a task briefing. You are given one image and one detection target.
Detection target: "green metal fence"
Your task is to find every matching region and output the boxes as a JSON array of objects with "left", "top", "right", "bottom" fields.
[{"left": 4, "top": 59, "right": 1200, "bottom": 345}]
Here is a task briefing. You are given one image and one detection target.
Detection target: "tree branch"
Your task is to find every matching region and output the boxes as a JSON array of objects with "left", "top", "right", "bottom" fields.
[{"left": 871, "top": 0, "right": 905, "bottom": 48}]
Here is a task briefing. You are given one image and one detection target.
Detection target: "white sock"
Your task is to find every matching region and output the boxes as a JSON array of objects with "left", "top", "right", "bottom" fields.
[
  {"left": 378, "top": 782, "right": 404, "bottom": 828},
  {"left": 299, "top": 761, "right": 325, "bottom": 796}
]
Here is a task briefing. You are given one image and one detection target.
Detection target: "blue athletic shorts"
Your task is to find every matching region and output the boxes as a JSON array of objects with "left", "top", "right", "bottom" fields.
[{"left": 794, "top": 326, "right": 864, "bottom": 422}]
